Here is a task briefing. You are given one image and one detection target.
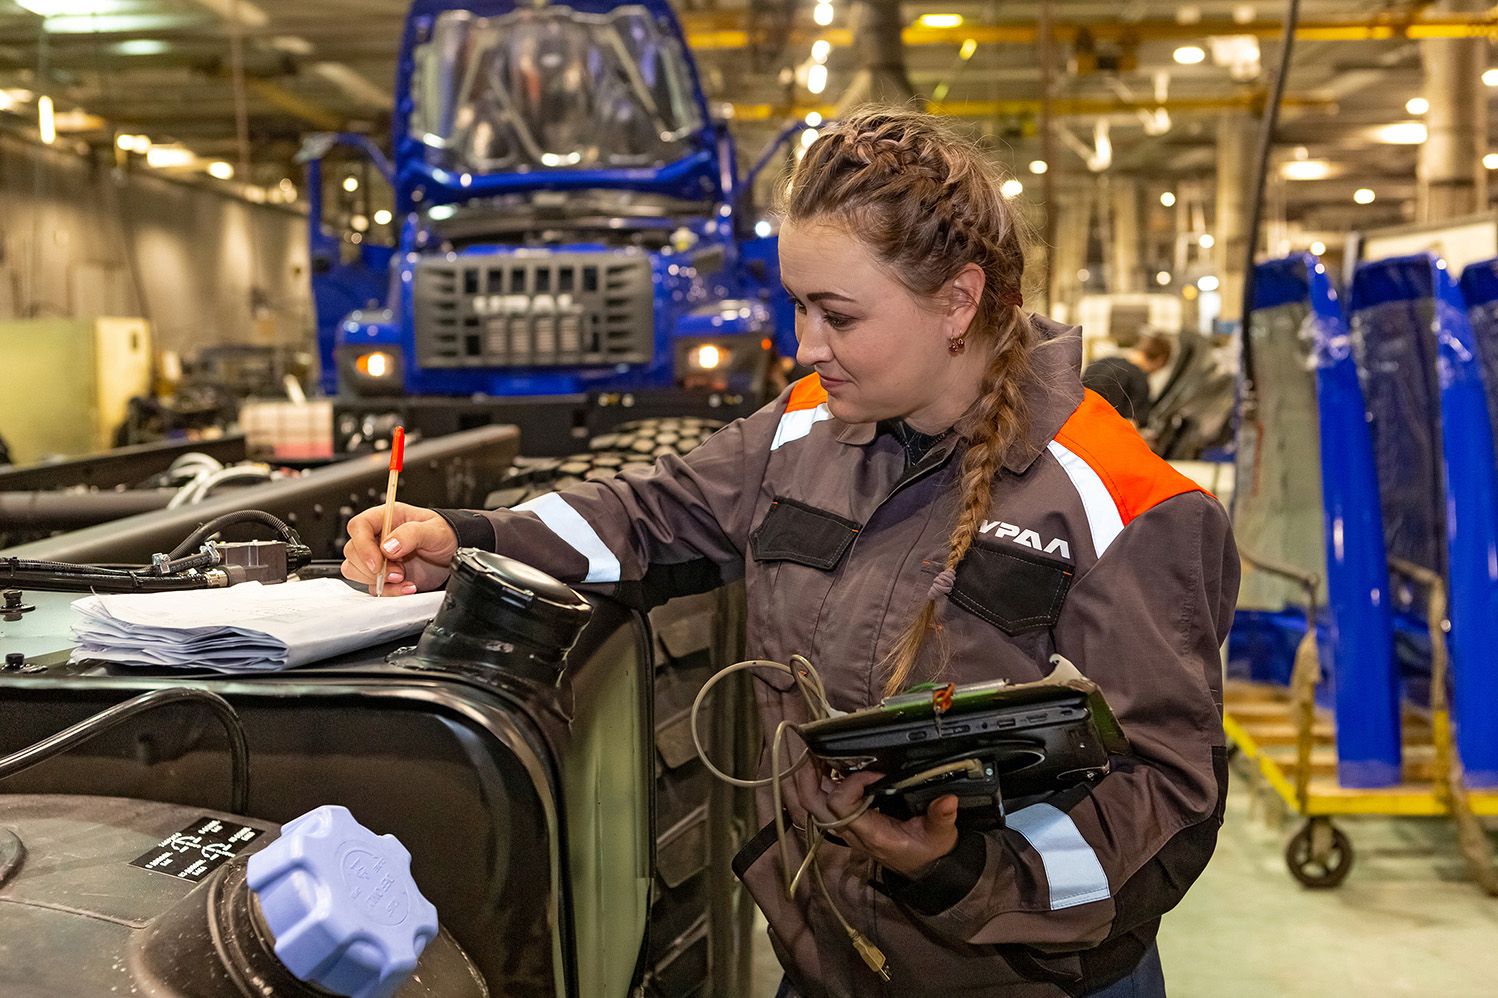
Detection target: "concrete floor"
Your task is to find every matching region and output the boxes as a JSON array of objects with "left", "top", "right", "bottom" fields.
[{"left": 749, "top": 761, "right": 1498, "bottom": 996}]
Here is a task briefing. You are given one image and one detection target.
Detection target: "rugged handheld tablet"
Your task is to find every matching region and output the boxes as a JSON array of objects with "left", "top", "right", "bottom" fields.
[{"left": 796, "top": 659, "right": 1130, "bottom": 823}]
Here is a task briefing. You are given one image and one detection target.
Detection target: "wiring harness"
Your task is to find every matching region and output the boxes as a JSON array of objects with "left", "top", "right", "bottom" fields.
[{"left": 1, "top": 510, "right": 313, "bottom": 593}]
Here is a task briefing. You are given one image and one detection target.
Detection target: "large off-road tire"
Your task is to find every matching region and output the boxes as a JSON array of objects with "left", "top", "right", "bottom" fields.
[
  {"left": 487, "top": 454, "right": 757, "bottom": 998},
  {"left": 588, "top": 417, "right": 725, "bottom": 459},
  {"left": 483, "top": 451, "right": 657, "bottom": 508}
]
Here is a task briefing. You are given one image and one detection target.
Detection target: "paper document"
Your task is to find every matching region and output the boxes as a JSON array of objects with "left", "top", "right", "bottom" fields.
[{"left": 70, "top": 579, "right": 445, "bottom": 673}]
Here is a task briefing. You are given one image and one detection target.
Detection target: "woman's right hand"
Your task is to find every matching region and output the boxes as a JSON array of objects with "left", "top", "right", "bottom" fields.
[{"left": 341, "top": 502, "right": 460, "bottom": 595}]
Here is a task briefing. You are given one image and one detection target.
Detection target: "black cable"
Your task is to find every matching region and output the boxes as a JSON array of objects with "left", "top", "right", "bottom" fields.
[
  {"left": 169, "top": 510, "right": 301, "bottom": 561},
  {"left": 0, "top": 687, "right": 250, "bottom": 815},
  {"left": 1238, "top": 0, "right": 1302, "bottom": 422},
  {"left": 0, "top": 559, "right": 213, "bottom": 593}
]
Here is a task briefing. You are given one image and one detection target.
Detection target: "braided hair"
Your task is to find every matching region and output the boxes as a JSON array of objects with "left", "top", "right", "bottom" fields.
[{"left": 780, "top": 107, "right": 1035, "bottom": 697}]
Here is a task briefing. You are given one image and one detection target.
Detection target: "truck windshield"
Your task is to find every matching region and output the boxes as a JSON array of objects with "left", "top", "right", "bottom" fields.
[{"left": 410, "top": 5, "right": 704, "bottom": 175}]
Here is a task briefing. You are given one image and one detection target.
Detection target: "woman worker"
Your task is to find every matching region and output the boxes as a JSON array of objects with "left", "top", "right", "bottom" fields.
[{"left": 341, "top": 108, "right": 1239, "bottom": 998}]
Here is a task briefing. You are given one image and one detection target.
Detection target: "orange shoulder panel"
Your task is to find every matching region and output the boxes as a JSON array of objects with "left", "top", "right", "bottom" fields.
[
  {"left": 786, "top": 373, "right": 829, "bottom": 412},
  {"left": 1053, "top": 389, "right": 1210, "bottom": 525}
]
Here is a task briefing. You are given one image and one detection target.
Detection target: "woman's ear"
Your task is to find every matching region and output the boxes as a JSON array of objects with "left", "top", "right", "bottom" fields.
[{"left": 946, "top": 263, "right": 986, "bottom": 337}]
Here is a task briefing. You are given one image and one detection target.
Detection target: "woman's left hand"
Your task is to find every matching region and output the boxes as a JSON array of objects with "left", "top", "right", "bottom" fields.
[{"left": 812, "top": 769, "right": 960, "bottom": 879}]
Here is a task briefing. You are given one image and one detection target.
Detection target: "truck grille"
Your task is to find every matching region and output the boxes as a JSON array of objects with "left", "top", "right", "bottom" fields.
[{"left": 414, "top": 251, "right": 654, "bottom": 369}]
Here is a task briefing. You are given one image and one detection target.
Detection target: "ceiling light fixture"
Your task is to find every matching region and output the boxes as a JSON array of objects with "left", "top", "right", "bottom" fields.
[
  {"left": 373, "top": 209, "right": 393, "bottom": 225},
  {"left": 1281, "top": 159, "right": 1334, "bottom": 181},
  {"left": 804, "top": 110, "right": 823, "bottom": 127},
  {"left": 811, "top": 39, "right": 831, "bottom": 63},
  {"left": 1173, "top": 45, "right": 1206, "bottom": 65},
  {"left": 1000, "top": 178, "right": 1023, "bottom": 199},
  {"left": 959, "top": 38, "right": 977, "bottom": 61},
  {"left": 1353, "top": 188, "right": 1376, "bottom": 205},
  {"left": 1371, "top": 122, "right": 1427, "bottom": 145},
  {"left": 917, "top": 14, "right": 963, "bottom": 29},
  {"left": 1198, "top": 233, "right": 1216, "bottom": 249},
  {"left": 1160, "top": 190, "right": 1177, "bottom": 207},
  {"left": 207, "top": 160, "right": 234, "bottom": 180},
  {"left": 1405, "top": 97, "right": 1429, "bottom": 115},
  {"left": 1484, "top": 153, "right": 1498, "bottom": 170},
  {"left": 807, "top": 63, "right": 828, "bottom": 95},
  {"left": 1028, "top": 159, "right": 1048, "bottom": 175},
  {"left": 813, "top": 2, "right": 834, "bottom": 27},
  {"left": 37, "top": 95, "right": 55, "bottom": 145},
  {"left": 342, "top": 175, "right": 359, "bottom": 193},
  {"left": 1156, "top": 271, "right": 1172, "bottom": 286},
  {"left": 146, "top": 145, "right": 194, "bottom": 169},
  {"left": 1197, "top": 274, "right": 1220, "bottom": 292},
  {"left": 1310, "top": 240, "right": 1327, "bottom": 256},
  {"left": 1485, "top": 68, "right": 1498, "bottom": 87}
]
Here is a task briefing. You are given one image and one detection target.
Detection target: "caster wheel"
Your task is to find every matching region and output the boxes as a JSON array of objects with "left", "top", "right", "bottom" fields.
[{"left": 1286, "top": 817, "right": 1353, "bottom": 888}]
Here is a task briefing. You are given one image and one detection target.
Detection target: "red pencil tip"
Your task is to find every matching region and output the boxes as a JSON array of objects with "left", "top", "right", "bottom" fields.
[{"left": 390, "top": 426, "right": 405, "bottom": 471}]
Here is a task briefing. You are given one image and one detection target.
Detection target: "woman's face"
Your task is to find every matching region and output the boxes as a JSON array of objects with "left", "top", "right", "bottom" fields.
[{"left": 779, "top": 218, "right": 983, "bottom": 431}]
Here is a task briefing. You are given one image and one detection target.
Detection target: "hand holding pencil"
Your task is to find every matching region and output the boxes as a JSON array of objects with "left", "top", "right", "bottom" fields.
[
  {"left": 339, "top": 430, "right": 461, "bottom": 596},
  {"left": 374, "top": 427, "right": 405, "bottom": 598}
]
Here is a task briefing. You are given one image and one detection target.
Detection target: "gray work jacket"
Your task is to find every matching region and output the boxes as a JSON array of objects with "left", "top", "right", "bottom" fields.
[{"left": 441, "top": 316, "right": 1240, "bottom": 997}]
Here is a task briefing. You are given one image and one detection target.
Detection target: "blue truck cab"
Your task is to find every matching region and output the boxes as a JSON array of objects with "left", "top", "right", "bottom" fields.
[{"left": 307, "top": 0, "right": 796, "bottom": 453}]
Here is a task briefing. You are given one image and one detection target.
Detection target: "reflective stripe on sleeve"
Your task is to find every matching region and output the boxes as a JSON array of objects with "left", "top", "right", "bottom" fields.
[
  {"left": 512, "top": 493, "right": 622, "bottom": 583},
  {"left": 1005, "top": 802, "right": 1111, "bottom": 911},
  {"left": 1047, "top": 439, "right": 1126, "bottom": 558},
  {"left": 770, "top": 403, "right": 833, "bottom": 451}
]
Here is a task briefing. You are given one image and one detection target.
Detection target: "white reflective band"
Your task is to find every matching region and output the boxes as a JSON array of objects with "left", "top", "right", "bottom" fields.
[
  {"left": 1006, "top": 802, "right": 1111, "bottom": 910},
  {"left": 513, "top": 492, "right": 621, "bottom": 584},
  {"left": 770, "top": 403, "right": 833, "bottom": 451},
  {"left": 1047, "top": 440, "right": 1125, "bottom": 558}
]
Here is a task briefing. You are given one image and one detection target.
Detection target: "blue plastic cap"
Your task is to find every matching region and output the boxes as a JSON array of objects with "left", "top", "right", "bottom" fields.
[{"left": 246, "top": 805, "right": 438, "bottom": 998}]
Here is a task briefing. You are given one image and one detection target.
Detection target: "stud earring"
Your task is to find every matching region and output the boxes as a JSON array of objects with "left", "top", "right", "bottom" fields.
[{"left": 948, "top": 336, "right": 966, "bottom": 355}]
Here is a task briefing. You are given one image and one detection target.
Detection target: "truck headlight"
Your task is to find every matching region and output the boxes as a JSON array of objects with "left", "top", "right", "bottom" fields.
[
  {"left": 689, "top": 344, "right": 728, "bottom": 370},
  {"left": 356, "top": 350, "right": 394, "bottom": 378}
]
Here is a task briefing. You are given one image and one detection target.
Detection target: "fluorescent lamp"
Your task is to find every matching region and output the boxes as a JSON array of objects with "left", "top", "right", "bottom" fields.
[
  {"left": 917, "top": 14, "right": 963, "bottom": 29},
  {"left": 37, "top": 95, "right": 54, "bottom": 145},
  {"left": 146, "top": 145, "right": 195, "bottom": 169},
  {"left": 1371, "top": 122, "right": 1426, "bottom": 145},
  {"left": 807, "top": 63, "right": 828, "bottom": 95},
  {"left": 113, "top": 39, "right": 169, "bottom": 56},
  {"left": 1281, "top": 159, "right": 1333, "bottom": 181}
]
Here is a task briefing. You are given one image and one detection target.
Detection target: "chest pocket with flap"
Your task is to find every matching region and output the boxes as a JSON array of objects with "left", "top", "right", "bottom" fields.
[
  {"left": 749, "top": 496, "right": 860, "bottom": 571},
  {"left": 951, "top": 539, "right": 1075, "bottom": 635}
]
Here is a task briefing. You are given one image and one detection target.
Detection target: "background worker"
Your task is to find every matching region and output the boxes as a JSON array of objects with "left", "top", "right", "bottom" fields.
[{"left": 1082, "top": 332, "right": 1173, "bottom": 425}]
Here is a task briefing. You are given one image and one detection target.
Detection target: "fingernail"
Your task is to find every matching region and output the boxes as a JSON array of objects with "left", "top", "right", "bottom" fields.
[
  {"left": 367, "top": 558, "right": 378, "bottom": 573},
  {"left": 387, "top": 571, "right": 403, "bottom": 583},
  {"left": 382, "top": 539, "right": 399, "bottom": 554},
  {"left": 400, "top": 584, "right": 417, "bottom": 595}
]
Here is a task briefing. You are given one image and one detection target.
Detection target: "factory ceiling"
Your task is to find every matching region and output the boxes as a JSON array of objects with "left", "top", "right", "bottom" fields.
[{"left": 0, "top": 0, "right": 1492, "bottom": 235}]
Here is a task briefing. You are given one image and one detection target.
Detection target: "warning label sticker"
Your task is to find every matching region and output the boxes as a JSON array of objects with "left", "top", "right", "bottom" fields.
[{"left": 128, "top": 816, "right": 264, "bottom": 882}]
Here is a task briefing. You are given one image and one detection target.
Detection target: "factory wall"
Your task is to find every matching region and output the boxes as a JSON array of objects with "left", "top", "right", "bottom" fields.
[{"left": 0, "top": 135, "right": 312, "bottom": 359}]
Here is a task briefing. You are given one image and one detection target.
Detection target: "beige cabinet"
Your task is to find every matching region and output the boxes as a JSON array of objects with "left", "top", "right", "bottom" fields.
[{"left": 0, "top": 317, "right": 153, "bottom": 463}]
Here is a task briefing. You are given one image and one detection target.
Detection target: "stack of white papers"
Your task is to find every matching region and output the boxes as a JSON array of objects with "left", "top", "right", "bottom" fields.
[{"left": 70, "top": 579, "right": 446, "bottom": 673}]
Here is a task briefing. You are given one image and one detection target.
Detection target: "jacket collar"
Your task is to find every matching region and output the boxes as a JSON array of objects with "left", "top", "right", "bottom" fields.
[{"left": 831, "top": 314, "right": 1084, "bottom": 475}]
